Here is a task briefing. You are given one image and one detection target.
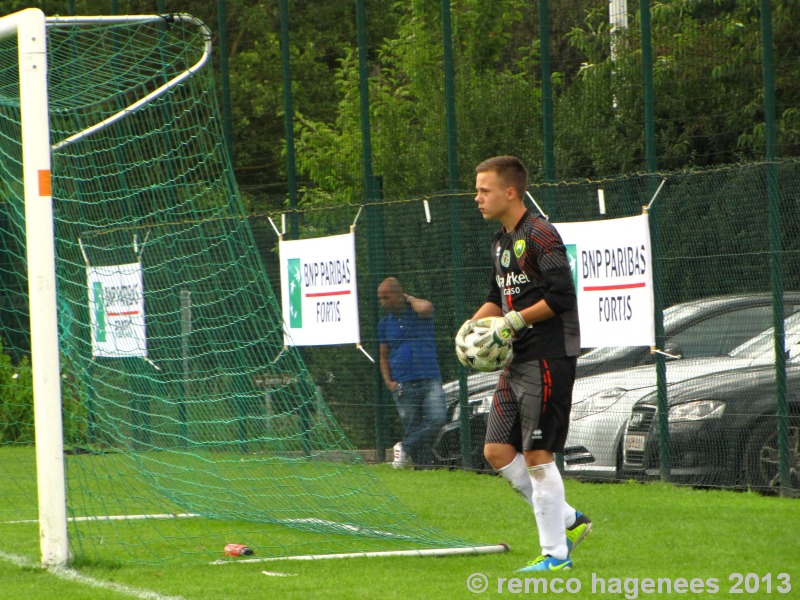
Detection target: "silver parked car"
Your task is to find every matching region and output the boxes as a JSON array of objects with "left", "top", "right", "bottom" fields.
[
  {"left": 564, "top": 305, "right": 800, "bottom": 480},
  {"left": 435, "top": 293, "right": 800, "bottom": 472}
]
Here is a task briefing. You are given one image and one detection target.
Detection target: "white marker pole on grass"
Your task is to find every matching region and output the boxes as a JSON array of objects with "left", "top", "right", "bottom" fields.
[{"left": 210, "top": 543, "right": 511, "bottom": 565}]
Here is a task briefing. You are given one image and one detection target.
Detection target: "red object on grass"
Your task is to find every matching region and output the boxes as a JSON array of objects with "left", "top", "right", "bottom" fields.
[{"left": 224, "top": 543, "right": 254, "bottom": 556}]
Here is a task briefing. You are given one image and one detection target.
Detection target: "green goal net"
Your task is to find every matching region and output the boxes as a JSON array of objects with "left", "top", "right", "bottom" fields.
[{"left": 0, "top": 12, "right": 486, "bottom": 566}]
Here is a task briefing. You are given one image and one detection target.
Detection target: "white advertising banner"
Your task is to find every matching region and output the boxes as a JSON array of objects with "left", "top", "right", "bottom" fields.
[
  {"left": 555, "top": 214, "right": 654, "bottom": 348},
  {"left": 279, "top": 233, "right": 360, "bottom": 346},
  {"left": 87, "top": 262, "right": 147, "bottom": 358}
]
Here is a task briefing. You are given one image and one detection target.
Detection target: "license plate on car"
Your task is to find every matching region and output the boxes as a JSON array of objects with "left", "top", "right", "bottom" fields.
[{"left": 625, "top": 434, "right": 645, "bottom": 453}]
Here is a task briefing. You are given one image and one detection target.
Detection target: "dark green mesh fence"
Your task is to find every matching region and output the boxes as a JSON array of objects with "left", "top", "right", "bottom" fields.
[{"left": 252, "top": 161, "right": 800, "bottom": 498}]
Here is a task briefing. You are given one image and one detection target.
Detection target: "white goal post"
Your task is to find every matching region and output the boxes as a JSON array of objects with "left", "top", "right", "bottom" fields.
[{"left": 1, "top": 7, "right": 66, "bottom": 569}]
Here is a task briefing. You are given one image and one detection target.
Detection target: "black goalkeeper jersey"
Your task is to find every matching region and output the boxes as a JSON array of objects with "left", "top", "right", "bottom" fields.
[{"left": 486, "top": 210, "right": 581, "bottom": 360}]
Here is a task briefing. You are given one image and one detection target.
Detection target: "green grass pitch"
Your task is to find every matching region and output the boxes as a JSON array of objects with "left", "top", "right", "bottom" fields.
[{"left": 1, "top": 464, "right": 798, "bottom": 600}]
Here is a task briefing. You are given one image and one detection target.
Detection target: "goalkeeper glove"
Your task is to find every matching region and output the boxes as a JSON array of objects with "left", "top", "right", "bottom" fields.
[
  {"left": 454, "top": 319, "right": 474, "bottom": 367},
  {"left": 472, "top": 311, "right": 528, "bottom": 357}
]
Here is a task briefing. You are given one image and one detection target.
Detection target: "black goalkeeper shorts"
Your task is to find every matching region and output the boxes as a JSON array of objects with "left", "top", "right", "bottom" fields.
[{"left": 484, "top": 356, "right": 577, "bottom": 453}]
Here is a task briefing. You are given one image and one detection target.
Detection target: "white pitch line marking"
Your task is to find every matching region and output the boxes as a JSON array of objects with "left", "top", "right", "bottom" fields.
[{"left": 0, "top": 550, "right": 188, "bottom": 600}]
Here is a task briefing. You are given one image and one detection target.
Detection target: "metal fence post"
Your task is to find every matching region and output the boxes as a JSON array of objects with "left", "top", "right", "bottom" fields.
[
  {"left": 279, "top": 0, "right": 300, "bottom": 239},
  {"left": 440, "top": 0, "right": 473, "bottom": 469},
  {"left": 355, "top": 0, "right": 388, "bottom": 462},
  {"left": 639, "top": 0, "right": 670, "bottom": 481},
  {"left": 539, "top": 0, "right": 554, "bottom": 185},
  {"left": 216, "top": 0, "right": 234, "bottom": 165},
  {"left": 760, "top": 0, "right": 790, "bottom": 496}
]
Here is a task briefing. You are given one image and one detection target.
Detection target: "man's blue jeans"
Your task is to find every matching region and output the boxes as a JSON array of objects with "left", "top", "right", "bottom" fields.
[{"left": 392, "top": 379, "right": 446, "bottom": 466}]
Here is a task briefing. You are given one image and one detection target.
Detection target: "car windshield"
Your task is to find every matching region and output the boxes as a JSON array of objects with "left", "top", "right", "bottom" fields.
[
  {"left": 579, "top": 301, "right": 722, "bottom": 362},
  {"left": 728, "top": 311, "right": 800, "bottom": 360}
]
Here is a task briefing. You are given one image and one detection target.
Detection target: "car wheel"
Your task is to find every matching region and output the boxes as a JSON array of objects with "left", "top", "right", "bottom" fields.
[
  {"left": 743, "top": 417, "right": 800, "bottom": 496},
  {"left": 432, "top": 415, "right": 491, "bottom": 472},
  {"left": 467, "top": 416, "right": 492, "bottom": 473}
]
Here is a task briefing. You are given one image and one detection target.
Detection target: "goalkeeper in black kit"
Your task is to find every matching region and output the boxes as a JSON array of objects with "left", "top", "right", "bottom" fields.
[{"left": 455, "top": 156, "right": 591, "bottom": 572}]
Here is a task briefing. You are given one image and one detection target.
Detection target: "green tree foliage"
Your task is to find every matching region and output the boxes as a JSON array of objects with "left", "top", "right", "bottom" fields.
[
  {"left": 294, "top": 0, "right": 548, "bottom": 206},
  {"left": 0, "top": 346, "right": 33, "bottom": 444},
  {"left": 290, "top": 0, "right": 800, "bottom": 196},
  {"left": 0, "top": 333, "right": 88, "bottom": 445},
  {"left": 53, "top": 1, "right": 800, "bottom": 202},
  {"left": 63, "top": 0, "right": 399, "bottom": 211},
  {"left": 559, "top": 0, "right": 800, "bottom": 173}
]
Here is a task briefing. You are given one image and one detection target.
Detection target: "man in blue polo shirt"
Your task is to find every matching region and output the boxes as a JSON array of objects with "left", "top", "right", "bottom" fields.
[{"left": 378, "top": 277, "right": 446, "bottom": 469}]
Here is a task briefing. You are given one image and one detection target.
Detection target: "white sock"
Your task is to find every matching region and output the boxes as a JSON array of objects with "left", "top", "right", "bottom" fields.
[
  {"left": 564, "top": 503, "right": 577, "bottom": 529},
  {"left": 529, "top": 461, "right": 569, "bottom": 560},
  {"left": 498, "top": 456, "right": 578, "bottom": 530},
  {"left": 497, "top": 453, "right": 533, "bottom": 508}
]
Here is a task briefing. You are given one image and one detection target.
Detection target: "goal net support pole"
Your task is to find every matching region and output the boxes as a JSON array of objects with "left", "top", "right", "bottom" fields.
[{"left": 0, "top": 8, "right": 68, "bottom": 568}]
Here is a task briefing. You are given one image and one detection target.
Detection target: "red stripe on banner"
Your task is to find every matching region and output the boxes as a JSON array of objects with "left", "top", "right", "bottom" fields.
[
  {"left": 107, "top": 311, "right": 141, "bottom": 317},
  {"left": 305, "top": 290, "right": 352, "bottom": 297},
  {"left": 583, "top": 282, "right": 646, "bottom": 291}
]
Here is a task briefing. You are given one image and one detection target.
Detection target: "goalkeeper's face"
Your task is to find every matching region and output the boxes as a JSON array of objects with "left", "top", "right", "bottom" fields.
[{"left": 475, "top": 170, "right": 515, "bottom": 222}]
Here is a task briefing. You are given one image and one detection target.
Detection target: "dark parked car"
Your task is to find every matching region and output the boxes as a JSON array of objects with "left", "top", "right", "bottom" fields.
[
  {"left": 434, "top": 372, "right": 497, "bottom": 471},
  {"left": 433, "top": 293, "right": 800, "bottom": 472},
  {"left": 622, "top": 363, "right": 800, "bottom": 495},
  {"left": 577, "top": 293, "right": 800, "bottom": 378}
]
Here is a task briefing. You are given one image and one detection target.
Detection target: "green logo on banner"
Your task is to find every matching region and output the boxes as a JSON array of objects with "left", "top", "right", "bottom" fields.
[
  {"left": 93, "top": 281, "right": 107, "bottom": 342},
  {"left": 565, "top": 244, "right": 578, "bottom": 292},
  {"left": 288, "top": 258, "right": 303, "bottom": 328}
]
